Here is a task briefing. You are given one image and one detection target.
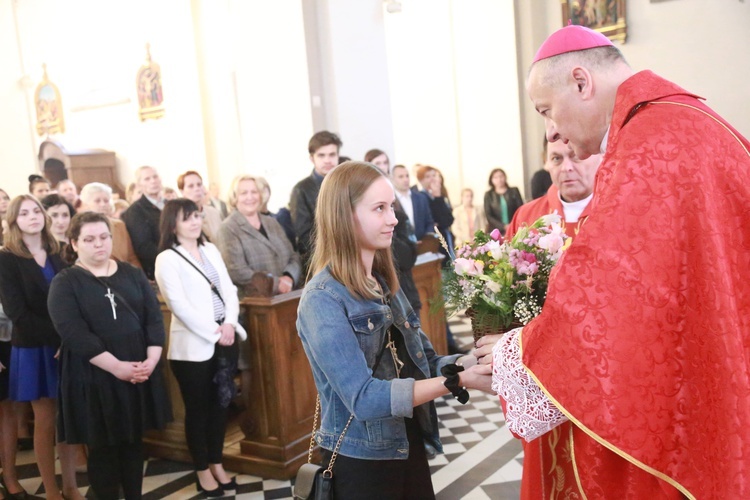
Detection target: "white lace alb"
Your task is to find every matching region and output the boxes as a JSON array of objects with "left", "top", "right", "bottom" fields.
[{"left": 491, "top": 327, "right": 568, "bottom": 442}]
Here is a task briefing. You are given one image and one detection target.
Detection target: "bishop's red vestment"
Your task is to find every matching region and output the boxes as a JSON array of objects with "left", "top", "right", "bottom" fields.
[
  {"left": 503, "top": 185, "right": 597, "bottom": 499},
  {"left": 518, "top": 70, "right": 750, "bottom": 499}
]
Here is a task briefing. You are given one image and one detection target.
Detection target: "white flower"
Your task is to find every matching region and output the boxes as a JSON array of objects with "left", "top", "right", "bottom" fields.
[
  {"left": 541, "top": 211, "right": 562, "bottom": 227},
  {"left": 487, "top": 240, "right": 503, "bottom": 260}
]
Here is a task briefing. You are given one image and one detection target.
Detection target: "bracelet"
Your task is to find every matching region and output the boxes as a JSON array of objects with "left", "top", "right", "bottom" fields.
[{"left": 441, "top": 364, "right": 469, "bottom": 404}]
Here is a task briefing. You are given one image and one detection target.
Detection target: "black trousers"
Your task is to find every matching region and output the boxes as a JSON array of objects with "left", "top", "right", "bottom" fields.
[
  {"left": 321, "top": 418, "right": 435, "bottom": 500},
  {"left": 170, "top": 349, "right": 229, "bottom": 470},
  {"left": 88, "top": 440, "right": 144, "bottom": 500}
]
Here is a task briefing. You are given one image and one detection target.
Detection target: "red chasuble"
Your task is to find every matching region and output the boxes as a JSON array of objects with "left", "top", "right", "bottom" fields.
[
  {"left": 503, "top": 185, "right": 595, "bottom": 499},
  {"left": 520, "top": 71, "right": 750, "bottom": 499}
]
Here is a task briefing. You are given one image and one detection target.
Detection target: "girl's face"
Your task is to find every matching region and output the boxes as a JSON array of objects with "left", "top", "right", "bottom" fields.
[
  {"left": 461, "top": 190, "right": 474, "bottom": 206},
  {"left": 236, "top": 180, "right": 261, "bottom": 217},
  {"left": 47, "top": 204, "right": 71, "bottom": 238},
  {"left": 174, "top": 210, "right": 203, "bottom": 243},
  {"left": 491, "top": 170, "right": 507, "bottom": 189},
  {"left": 16, "top": 199, "right": 46, "bottom": 236},
  {"left": 73, "top": 222, "right": 112, "bottom": 266},
  {"left": 353, "top": 177, "right": 398, "bottom": 257},
  {"left": 0, "top": 190, "right": 10, "bottom": 214},
  {"left": 32, "top": 183, "right": 50, "bottom": 200}
]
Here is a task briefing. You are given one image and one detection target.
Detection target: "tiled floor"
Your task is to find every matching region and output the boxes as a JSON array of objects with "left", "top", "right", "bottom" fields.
[{"left": 11, "top": 314, "right": 524, "bottom": 499}]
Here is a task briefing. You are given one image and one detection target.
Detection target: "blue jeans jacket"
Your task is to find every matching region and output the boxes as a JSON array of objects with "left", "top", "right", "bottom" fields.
[{"left": 297, "top": 267, "right": 458, "bottom": 460}]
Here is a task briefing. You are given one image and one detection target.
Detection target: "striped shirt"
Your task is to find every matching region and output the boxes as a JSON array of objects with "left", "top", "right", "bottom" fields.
[{"left": 186, "top": 247, "right": 225, "bottom": 323}]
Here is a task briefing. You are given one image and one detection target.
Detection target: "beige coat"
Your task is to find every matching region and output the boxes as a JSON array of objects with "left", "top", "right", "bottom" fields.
[{"left": 216, "top": 211, "right": 302, "bottom": 298}]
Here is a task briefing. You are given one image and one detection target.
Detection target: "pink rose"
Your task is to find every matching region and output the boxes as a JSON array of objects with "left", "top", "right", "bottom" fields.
[{"left": 490, "top": 228, "right": 502, "bottom": 242}]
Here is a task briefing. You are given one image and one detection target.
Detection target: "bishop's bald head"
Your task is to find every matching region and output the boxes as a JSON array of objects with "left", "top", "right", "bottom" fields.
[{"left": 527, "top": 24, "right": 633, "bottom": 160}]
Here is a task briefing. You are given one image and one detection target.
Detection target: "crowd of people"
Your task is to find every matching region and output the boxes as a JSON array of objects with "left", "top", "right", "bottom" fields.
[
  {"left": 0, "top": 131, "right": 534, "bottom": 498},
  {"left": 8, "top": 21, "right": 739, "bottom": 495}
]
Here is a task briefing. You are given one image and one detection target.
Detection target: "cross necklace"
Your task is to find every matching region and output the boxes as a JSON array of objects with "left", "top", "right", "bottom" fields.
[{"left": 77, "top": 260, "right": 117, "bottom": 320}]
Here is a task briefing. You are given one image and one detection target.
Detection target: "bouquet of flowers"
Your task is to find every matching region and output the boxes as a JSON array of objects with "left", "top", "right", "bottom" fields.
[{"left": 441, "top": 213, "right": 569, "bottom": 340}]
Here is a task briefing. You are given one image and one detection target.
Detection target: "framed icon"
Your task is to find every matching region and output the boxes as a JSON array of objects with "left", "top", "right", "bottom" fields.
[{"left": 561, "top": 0, "right": 627, "bottom": 43}]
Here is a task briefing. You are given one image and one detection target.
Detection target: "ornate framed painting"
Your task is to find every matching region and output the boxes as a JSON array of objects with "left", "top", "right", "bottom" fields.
[
  {"left": 34, "top": 64, "right": 65, "bottom": 136},
  {"left": 561, "top": 0, "right": 627, "bottom": 43},
  {"left": 136, "top": 44, "right": 165, "bottom": 121}
]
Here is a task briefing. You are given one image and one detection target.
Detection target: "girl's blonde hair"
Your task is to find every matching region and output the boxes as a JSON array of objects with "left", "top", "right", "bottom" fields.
[
  {"left": 309, "top": 161, "right": 399, "bottom": 299},
  {"left": 3, "top": 195, "right": 60, "bottom": 258}
]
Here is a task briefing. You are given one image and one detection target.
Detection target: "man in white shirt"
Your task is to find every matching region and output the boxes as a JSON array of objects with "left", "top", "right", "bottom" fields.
[{"left": 391, "top": 164, "right": 434, "bottom": 241}]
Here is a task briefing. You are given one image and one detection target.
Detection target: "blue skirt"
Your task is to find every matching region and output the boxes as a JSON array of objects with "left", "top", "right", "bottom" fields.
[{"left": 9, "top": 345, "right": 59, "bottom": 402}]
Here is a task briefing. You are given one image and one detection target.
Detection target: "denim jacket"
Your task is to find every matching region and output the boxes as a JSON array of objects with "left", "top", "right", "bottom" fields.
[{"left": 297, "top": 267, "right": 459, "bottom": 460}]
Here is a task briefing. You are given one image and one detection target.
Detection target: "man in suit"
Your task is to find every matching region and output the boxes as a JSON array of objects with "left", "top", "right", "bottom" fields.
[
  {"left": 288, "top": 130, "right": 342, "bottom": 271},
  {"left": 122, "top": 165, "right": 164, "bottom": 279},
  {"left": 391, "top": 164, "right": 434, "bottom": 241}
]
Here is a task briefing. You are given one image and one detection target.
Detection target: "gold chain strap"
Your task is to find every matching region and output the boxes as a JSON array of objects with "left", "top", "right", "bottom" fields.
[
  {"left": 307, "top": 394, "right": 354, "bottom": 478},
  {"left": 307, "top": 396, "right": 321, "bottom": 464}
]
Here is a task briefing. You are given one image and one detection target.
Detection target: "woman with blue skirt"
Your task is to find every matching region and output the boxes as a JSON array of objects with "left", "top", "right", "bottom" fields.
[{"left": 0, "top": 195, "right": 81, "bottom": 500}]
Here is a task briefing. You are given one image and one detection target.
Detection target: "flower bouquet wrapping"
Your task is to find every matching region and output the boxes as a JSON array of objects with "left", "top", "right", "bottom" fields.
[{"left": 441, "top": 214, "right": 569, "bottom": 342}]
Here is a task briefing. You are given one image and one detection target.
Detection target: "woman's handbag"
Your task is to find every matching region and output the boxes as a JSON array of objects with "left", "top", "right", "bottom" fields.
[
  {"left": 292, "top": 396, "right": 353, "bottom": 500},
  {"left": 294, "top": 324, "right": 392, "bottom": 499}
]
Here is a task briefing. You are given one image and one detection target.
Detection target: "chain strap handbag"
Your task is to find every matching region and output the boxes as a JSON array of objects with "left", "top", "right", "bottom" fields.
[
  {"left": 293, "top": 396, "right": 353, "bottom": 500},
  {"left": 294, "top": 322, "right": 393, "bottom": 500}
]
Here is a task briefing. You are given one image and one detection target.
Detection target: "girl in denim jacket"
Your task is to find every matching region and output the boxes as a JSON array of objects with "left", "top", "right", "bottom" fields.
[{"left": 297, "top": 162, "right": 491, "bottom": 499}]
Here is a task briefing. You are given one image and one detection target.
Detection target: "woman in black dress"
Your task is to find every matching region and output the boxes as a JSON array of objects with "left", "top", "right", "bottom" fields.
[{"left": 48, "top": 212, "right": 171, "bottom": 500}]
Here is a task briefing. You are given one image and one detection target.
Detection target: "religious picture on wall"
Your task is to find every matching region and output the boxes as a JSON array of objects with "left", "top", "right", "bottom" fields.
[
  {"left": 34, "top": 64, "right": 65, "bottom": 136},
  {"left": 561, "top": 0, "right": 627, "bottom": 42},
  {"left": 136, "top": 43, "right": 165, "bottom": 121}
]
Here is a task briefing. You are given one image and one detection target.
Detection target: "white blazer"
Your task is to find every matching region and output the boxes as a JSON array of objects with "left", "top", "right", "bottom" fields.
[{"left": 155, "top": 242, "right": 247, "bottom": 362}]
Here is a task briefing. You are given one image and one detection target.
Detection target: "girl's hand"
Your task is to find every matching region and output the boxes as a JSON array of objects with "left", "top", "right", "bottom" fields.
[{"left": 458, "top": 364, "right": 493, "bottom": 393}]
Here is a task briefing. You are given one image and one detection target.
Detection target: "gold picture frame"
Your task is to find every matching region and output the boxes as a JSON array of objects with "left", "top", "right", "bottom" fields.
[
  {"left": 136, "top": 44, "right": 165, "bottom": 121},
  {"left": 34, "top": 64, "right": 65, "bottom": 136},
  {"left": 561, "top": 0, "right": 627, "bottom": 43}
]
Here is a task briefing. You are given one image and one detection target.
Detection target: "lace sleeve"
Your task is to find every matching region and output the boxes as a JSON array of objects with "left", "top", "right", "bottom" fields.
[{"left": 491, "top": 327, "right": 569, "bottom": 442}]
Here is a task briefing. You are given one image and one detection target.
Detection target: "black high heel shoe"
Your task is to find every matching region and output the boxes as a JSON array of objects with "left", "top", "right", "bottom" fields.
[
  {"left": 218, "top": 477, "right": 237, "bottom": 491},
  {"left": 195, "top": 474, "right": 224, "bottom": 498},
  {"left": 0, "top": 477, "right": 27, "bottom": 500}
]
